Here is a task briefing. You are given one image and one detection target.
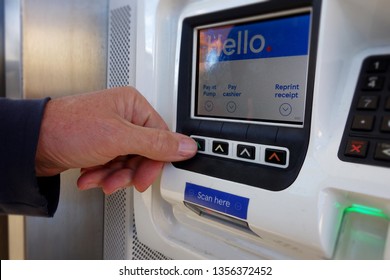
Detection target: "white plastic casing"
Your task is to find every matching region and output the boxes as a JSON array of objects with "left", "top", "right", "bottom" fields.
[{"left": 133, "top": 0, "right": 390, "bottom": 259}]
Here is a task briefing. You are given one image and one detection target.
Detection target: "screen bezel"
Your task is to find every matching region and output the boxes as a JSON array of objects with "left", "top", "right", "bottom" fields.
[
  {"left": 191, "top": 8, "right": 312, "bottom": 128},
  {"left": 173, "top": 0, "right": 321, "bottom": 191}
]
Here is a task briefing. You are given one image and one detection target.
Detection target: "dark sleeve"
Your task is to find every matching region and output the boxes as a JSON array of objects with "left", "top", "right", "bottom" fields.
[{"left": 0, "top": 98, "right": 60, "bottom": 217}]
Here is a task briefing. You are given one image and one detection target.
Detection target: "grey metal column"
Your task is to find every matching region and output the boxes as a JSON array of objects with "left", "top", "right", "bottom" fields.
[{"left": 22, "top": 0, "right": 108, "bottom": 259}]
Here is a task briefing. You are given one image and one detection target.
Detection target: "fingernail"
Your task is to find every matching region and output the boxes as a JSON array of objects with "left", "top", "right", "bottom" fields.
[
  {"left": 178, "top": 138, "right": 198, "bottom": 157},
  {"left": 81, "top": 183, "right": 99, "bottom": 191},
  {"left": 104, "top": 185, "right": 126, "bottom": 195}
]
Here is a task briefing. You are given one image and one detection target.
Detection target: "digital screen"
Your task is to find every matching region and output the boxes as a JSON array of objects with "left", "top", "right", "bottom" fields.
[{"left": 193, "top": 12, "right": 311, "bottom": 126}]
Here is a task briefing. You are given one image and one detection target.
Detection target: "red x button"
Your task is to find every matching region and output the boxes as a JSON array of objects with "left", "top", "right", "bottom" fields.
[
  {"left": 351, "top": 144, "right": 362, "bottom": 153},
  {"left": 344, "top": 139, "right": 369, "bottom": 158}
]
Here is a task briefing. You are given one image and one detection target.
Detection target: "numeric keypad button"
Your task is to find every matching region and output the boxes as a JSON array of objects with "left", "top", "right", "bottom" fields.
[
  {"left": 367, "top": 59, "right": 388, "bottom": 73},
  {"left": 380, "top": 116, "right": 390, "bottom": 132},
  {"left": 357, "top": 96, "right": 379, "bottom": 110},
  {"left": 351, "top": 115, "right": 375, "bottom": 131},
  {"left": 362, "top": 75, "right": 385, "bottom": 91},
  {"left": 385, "top": 97, "right": 390, "bottom": 111},
  {"left": 344, "top": 139, "right": 369, "bottom": 158}
]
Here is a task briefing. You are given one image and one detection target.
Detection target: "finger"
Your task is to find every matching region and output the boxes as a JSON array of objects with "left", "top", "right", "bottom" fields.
[
  {"left": 112, "top": 87, "right": 198, "bottom": 162},
  {"left": 132, "top": 159, "right": 164, "bottom": 192},
  {"left": 77, "top": 155, "right": 144, "bottom": 192},
  {"left": 122, "top": 126, "right": 198, "bottom": 162},
  {"left": 101, "top": 159, "right": 163, "bottom": 193},
  {"left": 78, "top": 156, "right": 130, "bottom": 186},
  {"left": 80, "top": 166, "right": 100, "bottom": 174},
  {"left": 100, "top": 168, "right": 135, "bottom": 194},
  {"left": 78, "top": 166, "right": 134, "bottom": 194},
  {"left": 77, "top": 157, "right": 164, "bottom": 194},
  {"left": 77, "top": 167, "right": 112, "bottom": 190}
]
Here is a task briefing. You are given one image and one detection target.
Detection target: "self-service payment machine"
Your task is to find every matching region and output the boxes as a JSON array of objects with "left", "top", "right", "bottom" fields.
[{"left": 105, "top": 0, "right": 390, "bottom": 259}]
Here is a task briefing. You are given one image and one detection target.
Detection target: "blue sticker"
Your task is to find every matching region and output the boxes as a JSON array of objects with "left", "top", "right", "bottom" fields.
[{"left": 184, "top": 183, "right": 249, "bottom": 220}]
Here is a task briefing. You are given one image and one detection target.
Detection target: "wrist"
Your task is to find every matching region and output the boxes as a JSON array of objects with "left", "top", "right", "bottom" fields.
[{"left": 35, "top": 98, "right": 67, "bottom": 177}]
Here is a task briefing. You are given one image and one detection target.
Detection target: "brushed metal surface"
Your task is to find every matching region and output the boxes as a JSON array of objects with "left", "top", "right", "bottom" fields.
[
  {"left": 4, "top": 0, "right": 22, "bottom": 99},
  {"left": 23, "top": 0, "right": 108, "bottom": 259}
]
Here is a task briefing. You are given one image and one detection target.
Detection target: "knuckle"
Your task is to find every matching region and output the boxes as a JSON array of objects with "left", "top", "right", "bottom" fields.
[{"left": 150, "top": 130, "right": 170, "bottom": 153}]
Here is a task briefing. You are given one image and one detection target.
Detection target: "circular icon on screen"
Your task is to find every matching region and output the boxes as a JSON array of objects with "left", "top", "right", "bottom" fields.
[
  {"left": 279, "top": 103, "right": 292, "bottom": 116},
  {"left": 226, "top": 101, "right": 237, "bottom": 113},
  {"left": 204, "top": 101, "right": 214, "bottom": 112}
]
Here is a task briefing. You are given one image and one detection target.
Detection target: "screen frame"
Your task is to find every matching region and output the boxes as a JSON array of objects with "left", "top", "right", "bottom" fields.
[
  {"left": 191, "top": 8, "right": 312, "bottom": 128},
  {"left": 173, "top": 0, "right": 321, "bottom": 191}
]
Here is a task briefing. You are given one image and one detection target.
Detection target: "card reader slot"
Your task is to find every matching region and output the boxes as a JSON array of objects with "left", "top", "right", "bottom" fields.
[{"left": 184, "top": 201, "right": 256, "bottom": 235}]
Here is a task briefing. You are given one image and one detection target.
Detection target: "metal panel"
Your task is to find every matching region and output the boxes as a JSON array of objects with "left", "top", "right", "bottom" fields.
[
  {"left": 4, "top": 0, "right": 22, "bottom": 99},
  {"left": 23, "top": 0, "right": 108, "bottom": 259}
]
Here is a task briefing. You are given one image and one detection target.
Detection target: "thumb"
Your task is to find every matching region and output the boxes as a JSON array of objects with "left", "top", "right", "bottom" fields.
[{"left": 124, "top": 125, "right": 198, "bottom": 162}]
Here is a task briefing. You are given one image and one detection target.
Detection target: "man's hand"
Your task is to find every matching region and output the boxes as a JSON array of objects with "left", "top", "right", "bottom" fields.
[{"left": 35, "top": 87, "right": 197, "bottom": 194}]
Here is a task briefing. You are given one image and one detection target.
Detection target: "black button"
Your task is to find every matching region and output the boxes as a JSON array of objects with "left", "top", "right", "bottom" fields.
[
  {"left": 385, "top": 97, "right": 390, "bottom": 111},
  {"left": 192, "top": 137, "right": 205, "bottom": 152},
  {"left": 344, "top": 139, "right": 369, "bottom": 158},
  {"left": 212, "top": 141, "right": 229, "bottom": 155},
  {"left": 265, "top": 149, "right": 287, "bottom": 165},
  {"left": 351, "top": 115, "right": 375, "bottom": 131},
  {"left": 362, "top": 75, "right": 385, "bottom": 91},
  {"left": 357, "top": 96, "right": 379, "bottom": 110},
  {"left": 374, "top": 142, "right": 390, "bottom": 161},
  {"left": 237, "top": 144, "right": 256, "bottom": 160},
  {"left": 366, "top": 59, "right": 388, "bottom": 73},
  {"left": 380, "top": 116, "right": 390, "bottom": 132}
]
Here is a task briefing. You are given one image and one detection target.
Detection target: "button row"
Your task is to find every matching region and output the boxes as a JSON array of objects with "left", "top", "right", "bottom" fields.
[
  {"left": 356, "top": 95, "right": 390, "bottom": 110},
  {"left": 344, "top": 139, "right": 390, "bottom": 162},
  {"left": 192, "top": 136, "right": 289, "bottom": 168},
  {"left": 351, "top": 115, "right": 390, "bottom": 132}
]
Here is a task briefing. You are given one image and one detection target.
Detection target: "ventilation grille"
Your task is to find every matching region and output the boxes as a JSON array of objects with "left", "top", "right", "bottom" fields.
[
  {"left": 131, "top": 213, "right": 171, "bottom": 260},
  {"left": 104, "top": 2, "right": 170, "bottom": 260},
  {"left": 108, "top": 5, "right": 132, "bottom": 88},
  {"left": 104, "top": 190, "right": 128, "bottom": 259}
]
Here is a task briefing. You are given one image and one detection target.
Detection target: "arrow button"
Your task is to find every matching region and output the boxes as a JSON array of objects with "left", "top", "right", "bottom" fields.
[
  {"left": 374, "top": 142, "right": 390, "bottom": 162},
  {"left": 191, "top": 137, "right": 205, "bottom": 152},
  {"left": 212, "top": 141, "right": 229, "bottom": 155},
  {"left": 237, "top": 144, "right": 256, "bottom": 160},
  {"left": 265, "top": 148, "right": 287, "bottom": 166}
]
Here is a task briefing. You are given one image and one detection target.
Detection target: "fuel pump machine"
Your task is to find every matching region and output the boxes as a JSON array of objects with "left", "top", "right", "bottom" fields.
[{"left": 104, "top": 0, "right": 390, "bottom": 259}]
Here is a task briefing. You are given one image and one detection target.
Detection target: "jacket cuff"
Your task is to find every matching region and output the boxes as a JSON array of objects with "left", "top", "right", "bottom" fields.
[{"left": 0, "top": 98, "right": 60, "bottom": 216}]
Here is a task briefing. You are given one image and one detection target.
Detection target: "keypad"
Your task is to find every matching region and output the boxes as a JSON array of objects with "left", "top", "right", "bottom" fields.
[
  {"left": 192, "top": 135, "right": 289, "bottom": 168},
  {"left": 338, "top": 55, "right": 390, "bottom": 167}
]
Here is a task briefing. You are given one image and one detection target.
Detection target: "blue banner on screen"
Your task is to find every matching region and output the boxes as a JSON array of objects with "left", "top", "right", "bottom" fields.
[
  {"left": 195, "top": 11, "right": 311, "bottom": 125},
  {"left": 200, "top": 13, "right": 310, "bottom": 62},
  {"left": 184, "top": 183, "right": 249, "bottom": 220}
]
